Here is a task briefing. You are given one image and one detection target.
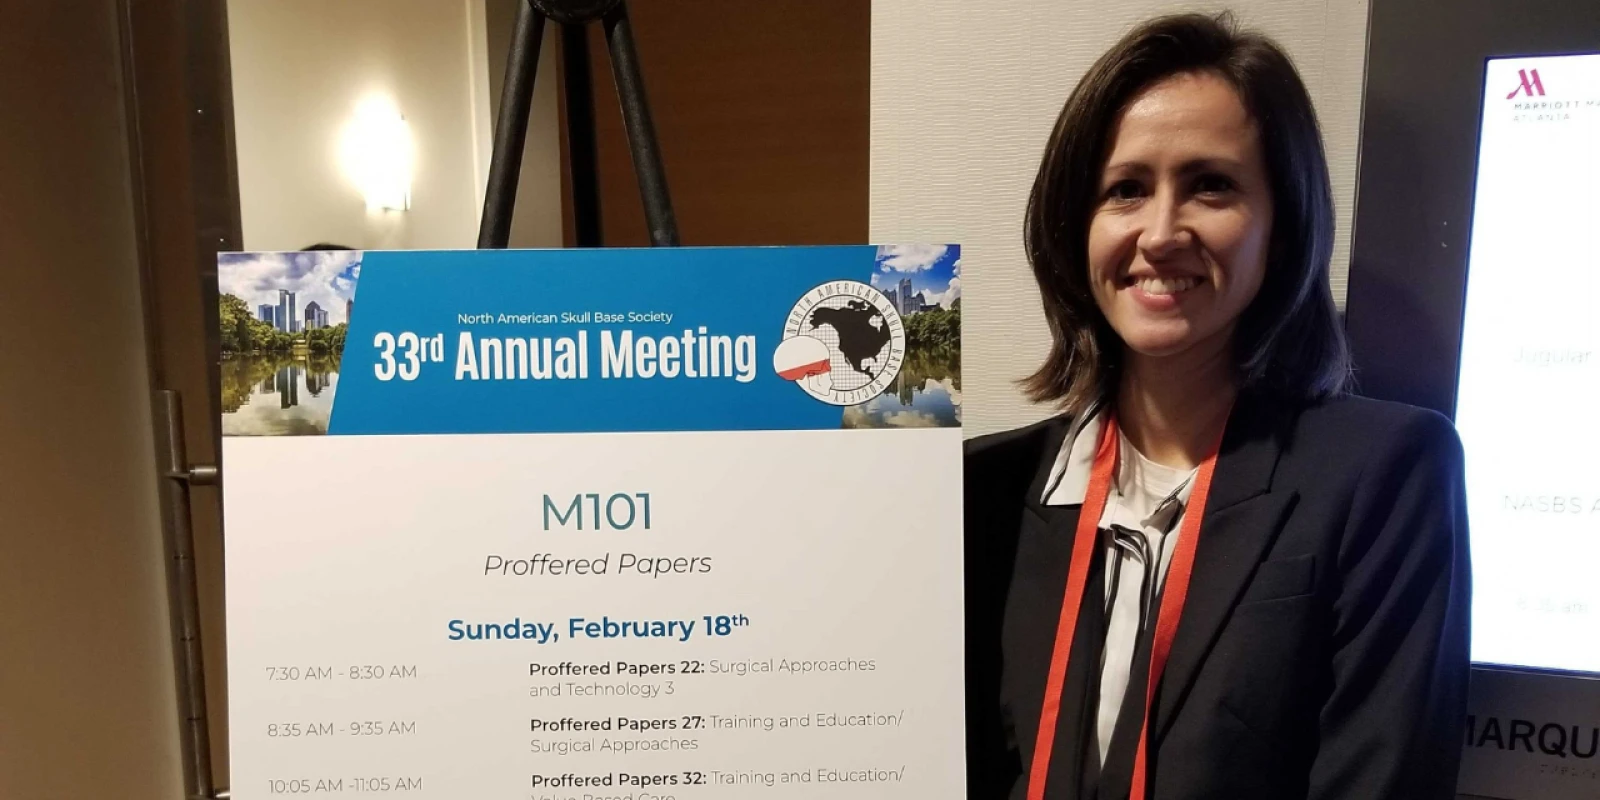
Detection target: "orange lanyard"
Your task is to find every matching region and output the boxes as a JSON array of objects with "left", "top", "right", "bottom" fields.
[{"left": 1027, "top": 413, "right": 1223, "bottom": 800}]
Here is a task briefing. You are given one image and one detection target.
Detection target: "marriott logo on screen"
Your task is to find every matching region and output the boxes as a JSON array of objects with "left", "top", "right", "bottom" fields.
[
  {"left": 1467, "top": 715, "right": 1600, "bottom": 761},
  {"left": 1507, "top": 68, "right": 1546, "bottom": 99},
  {"left": 1502, "top": 65, "right": 1600, "bottom": 121}
]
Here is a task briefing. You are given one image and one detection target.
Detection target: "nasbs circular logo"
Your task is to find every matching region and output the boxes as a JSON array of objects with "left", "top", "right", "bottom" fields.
[{"left": 773, "top": 281, "right": 905, "bottom": 406}]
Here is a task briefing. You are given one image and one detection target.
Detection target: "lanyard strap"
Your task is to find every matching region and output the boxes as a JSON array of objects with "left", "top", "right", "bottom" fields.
[{"left": 1026, "top": 413, "right": 1223, "bottom": 800}]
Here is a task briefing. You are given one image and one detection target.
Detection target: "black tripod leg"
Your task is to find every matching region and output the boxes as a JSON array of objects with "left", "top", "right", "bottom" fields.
[
  {"left": 478, "top": 1, "right": 547, "bottom": 249},
  {"left": 562, "top": 24, "right": 603, "bottom": 248},
  {"left": 603, "top": 1, "right": 679, "bottom": 246}
]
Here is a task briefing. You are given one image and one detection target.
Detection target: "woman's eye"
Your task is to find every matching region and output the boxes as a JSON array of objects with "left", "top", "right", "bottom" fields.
[
  {"left": 1104, "top": 180, "right": 1144, "bottom": 202},
  {"left": 1194, "top": 174, "right": 1236, "bottom": 195}
]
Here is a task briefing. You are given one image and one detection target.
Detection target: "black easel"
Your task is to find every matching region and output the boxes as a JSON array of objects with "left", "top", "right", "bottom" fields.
[{"left": 477, "top": 0, "right": 679, "bottom": 249}]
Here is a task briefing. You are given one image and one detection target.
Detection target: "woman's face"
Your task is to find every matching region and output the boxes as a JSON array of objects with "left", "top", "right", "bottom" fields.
[{"left": 1086, "top": 71, "right": 1273, "bottom": 363}]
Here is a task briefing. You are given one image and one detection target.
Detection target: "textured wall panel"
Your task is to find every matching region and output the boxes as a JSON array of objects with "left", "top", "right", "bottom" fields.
[{"left": 871, "top": 1, "right": 1371, "bottom": 436}]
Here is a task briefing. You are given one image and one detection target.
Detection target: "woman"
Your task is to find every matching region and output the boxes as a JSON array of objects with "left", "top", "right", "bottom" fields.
[{"left": 964, "top": 12, "right": 1470, "bottom": 800}]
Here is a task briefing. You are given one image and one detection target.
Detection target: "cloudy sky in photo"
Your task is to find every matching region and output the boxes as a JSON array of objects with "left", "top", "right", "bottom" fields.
[
  {"left": 219, "top": 250, "right": 362, "bottom": 326},
  {"left": 870, "top": 245, "right": 961, "bottom": 309}
]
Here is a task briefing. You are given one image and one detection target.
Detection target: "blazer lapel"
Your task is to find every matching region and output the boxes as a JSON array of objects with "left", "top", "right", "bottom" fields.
[
  {"left": 1153, "top": 395, "right": 1295, "bottom": 741},
  {"left": 1021, "top": 415, "right": 1075, "bottom": 517}
]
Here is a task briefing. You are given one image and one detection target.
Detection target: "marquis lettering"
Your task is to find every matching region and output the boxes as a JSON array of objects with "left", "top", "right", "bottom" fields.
[{"left": 1468, "top": 715, "right": 1600, "bottom": 759}]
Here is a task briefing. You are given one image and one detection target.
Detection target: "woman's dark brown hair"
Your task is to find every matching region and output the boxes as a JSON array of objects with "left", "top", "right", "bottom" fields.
[{"left": 1022, "top": 11, "right": 1351, "bottom": 417}]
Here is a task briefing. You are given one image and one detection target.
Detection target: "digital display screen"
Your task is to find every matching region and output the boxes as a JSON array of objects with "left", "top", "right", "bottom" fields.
[{"left": 1454, "top": 53, "right": 1600, "bottom": 673}]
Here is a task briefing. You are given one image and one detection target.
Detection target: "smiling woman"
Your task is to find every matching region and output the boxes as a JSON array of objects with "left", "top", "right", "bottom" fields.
[
  {"left": 964, "top": 11, "right": 1471, "bottom": 800},
  {"left": 1087, "top": 72, "right": 1272, "bottom": 366},
  {"left": 1020, "top": 14, "right": 1346, "bottom": 424}
]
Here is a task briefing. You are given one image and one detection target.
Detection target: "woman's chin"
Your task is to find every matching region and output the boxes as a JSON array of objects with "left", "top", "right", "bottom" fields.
[{"left": 1118, "top": 328, "right": 1199, "bottom": 360}]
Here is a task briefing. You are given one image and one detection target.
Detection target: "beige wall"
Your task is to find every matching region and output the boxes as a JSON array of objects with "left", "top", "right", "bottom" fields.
[
  {"left": 0, "top": 3, "right": 183, "bottom": 799},
  {"left": 871, "top": 1, "right": 1371, "bottom": 436},
  {"left": 227, "top": 0, "right": 560, "bottom": 251}
]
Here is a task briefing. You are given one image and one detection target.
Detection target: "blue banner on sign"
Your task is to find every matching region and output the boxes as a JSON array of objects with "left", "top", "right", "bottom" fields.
[{"left": 216, "top": 245, "right": 961, "bottom": 435}]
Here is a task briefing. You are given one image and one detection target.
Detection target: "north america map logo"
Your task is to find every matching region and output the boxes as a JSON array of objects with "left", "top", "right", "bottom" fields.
[{"left": 774, "top": 281, "right": 906, "bottom": 406}]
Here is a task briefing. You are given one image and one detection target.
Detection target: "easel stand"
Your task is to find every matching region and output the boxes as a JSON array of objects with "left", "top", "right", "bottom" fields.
[{"left": 478, "top": 0, "right": 679, "bottom": 249}]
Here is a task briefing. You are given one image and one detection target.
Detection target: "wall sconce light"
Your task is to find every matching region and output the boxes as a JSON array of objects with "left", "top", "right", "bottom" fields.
[{"left": 340, "top": 96, "right": 413, "bottom": 211}]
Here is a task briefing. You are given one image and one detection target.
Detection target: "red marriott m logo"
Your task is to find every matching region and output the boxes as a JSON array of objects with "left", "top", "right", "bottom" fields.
[{"left": 1506, "top": 68, "right": 1546, "bottom": 99}]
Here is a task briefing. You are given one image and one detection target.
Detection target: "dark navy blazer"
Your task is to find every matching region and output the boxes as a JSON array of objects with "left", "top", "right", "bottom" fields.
[{"left": 963, "top": 392, "right": 1472, "bottom": 799}]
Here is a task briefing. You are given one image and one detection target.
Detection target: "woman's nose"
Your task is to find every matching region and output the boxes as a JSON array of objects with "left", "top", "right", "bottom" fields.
[{"left": 1137, "top": 191, "right": 1192, "bottom": 257}]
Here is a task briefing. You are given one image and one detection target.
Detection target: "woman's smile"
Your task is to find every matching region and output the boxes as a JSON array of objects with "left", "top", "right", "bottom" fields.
[{"left": 1124, "top": 273, "right": 1207, "bottom": 311}]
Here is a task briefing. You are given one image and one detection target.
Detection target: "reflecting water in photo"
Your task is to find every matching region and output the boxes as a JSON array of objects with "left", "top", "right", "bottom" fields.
[
  {"left": 844, "top": 349, "right": 961, "bottom": 428},
  {"left": 222, "top": 353, "right": 341, "bottom": 436}
]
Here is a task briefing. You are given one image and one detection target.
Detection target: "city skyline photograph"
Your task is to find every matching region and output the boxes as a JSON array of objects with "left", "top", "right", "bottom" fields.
[
  {"left": 218, "top": 249, "right": 360, "bottom": 437},
  {"left": 219, "top": 249, "right": 361, "bottom": 329},
  {"left": 869, "top": 244, "right": 961, "bottom": 314},
  {"left": 848, "top": 244, "right": 961, "bottom": 429}
]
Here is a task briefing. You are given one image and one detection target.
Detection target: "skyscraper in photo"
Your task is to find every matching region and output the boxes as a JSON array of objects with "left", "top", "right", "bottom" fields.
[
  {"left": 278, "top": 290, "right": 298, "bottom": 333},
  {"left": 304, "top": 301, "right": 327, "bottom": 330}
]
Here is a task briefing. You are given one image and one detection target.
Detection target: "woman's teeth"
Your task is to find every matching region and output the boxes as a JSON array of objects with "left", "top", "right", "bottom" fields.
[{"left": 1133, "top": 276, "right": 1201, "bottom": 296}]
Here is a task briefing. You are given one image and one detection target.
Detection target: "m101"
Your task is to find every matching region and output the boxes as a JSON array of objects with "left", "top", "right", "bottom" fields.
[{"left": 544, "top": 493, "right": 653, "bottom": 531}]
